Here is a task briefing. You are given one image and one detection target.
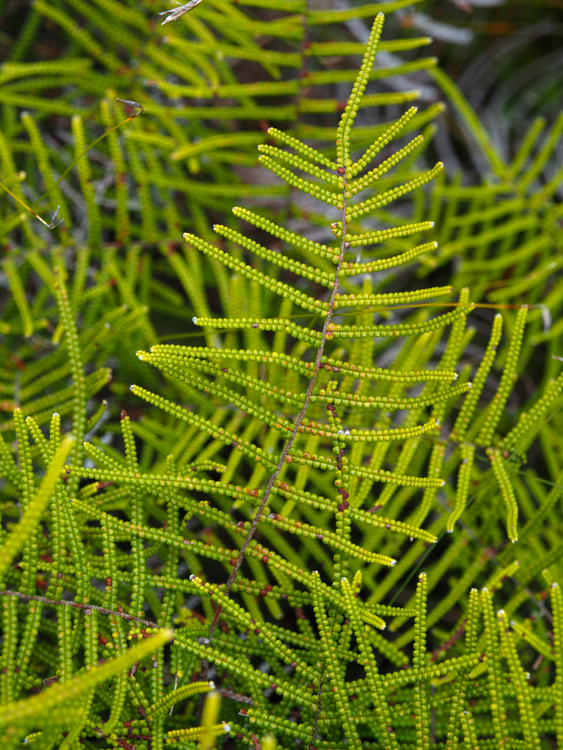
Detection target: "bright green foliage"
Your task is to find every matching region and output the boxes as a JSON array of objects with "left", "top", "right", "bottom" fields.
[
  {"left": 0, "top": 435, "right": 73, "bottom": 583},
  {"left": 0, "top": 627, "right": 173, "bottom": 743},
  {"left": 1, "top": 2, "right": 563, "bottom": 750},
  {"left": 0, "top": 0, "right": 439, "bottom": 244},
  {"left": 426, "top": 70, "right": 563, "bottom": 378}
]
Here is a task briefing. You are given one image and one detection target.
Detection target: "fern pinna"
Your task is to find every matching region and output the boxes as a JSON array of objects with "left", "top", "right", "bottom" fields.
[{"left": 1, "top": 12, "right": 563, "bottom": 750}]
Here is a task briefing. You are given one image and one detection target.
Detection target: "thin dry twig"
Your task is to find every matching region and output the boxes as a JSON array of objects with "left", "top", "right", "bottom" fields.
[
  {"left": 217, "top": 686, "right": 254, "bottom": 705},
  {"left": 158, "top": 0, "right": 203, "bottom": 25},
  {"left": 308, "top": 678, "right": 324, "bottom": 750},
  {"left": 116, "top": 98, "right": 145, "bottom": 117},
  {"left": 0, "top": 590, "right": 158, "bottom": 627}
]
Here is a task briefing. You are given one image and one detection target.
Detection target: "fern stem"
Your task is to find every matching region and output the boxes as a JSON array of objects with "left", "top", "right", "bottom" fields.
[
  {"left": 0, "top": 591, "right": 158, "bottom": 629},
  {"left": 204, "top": 169, "right": 350, "bottom": 649}
]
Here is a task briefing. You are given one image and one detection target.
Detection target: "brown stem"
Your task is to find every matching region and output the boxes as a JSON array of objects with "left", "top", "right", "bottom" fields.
[
  {"left": 0, "top": 590, "right": 158, "bottom": 627},
  {"left": 204, "top": 172, "right": 349, "bottom": 650},
  {"left": 217, "top": 686, "right": 254, "bottom": 705},
  {"left": 307, "top": 678, "right": 324, "bottom": 750}
]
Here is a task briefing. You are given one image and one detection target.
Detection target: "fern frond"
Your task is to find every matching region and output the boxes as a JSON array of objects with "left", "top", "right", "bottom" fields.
[{"left": 2, "top": 4, "right": 562, "bottom": 747}]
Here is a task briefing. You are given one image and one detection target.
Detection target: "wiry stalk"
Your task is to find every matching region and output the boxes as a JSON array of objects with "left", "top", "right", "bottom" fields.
[{"left": 204, "top": 171, "right": 349, "bottom": 650}]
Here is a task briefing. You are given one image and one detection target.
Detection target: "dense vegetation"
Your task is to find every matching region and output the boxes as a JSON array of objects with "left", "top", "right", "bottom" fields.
[{"left": 1, "top": 0, "right": 562, "bottom": 748}]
